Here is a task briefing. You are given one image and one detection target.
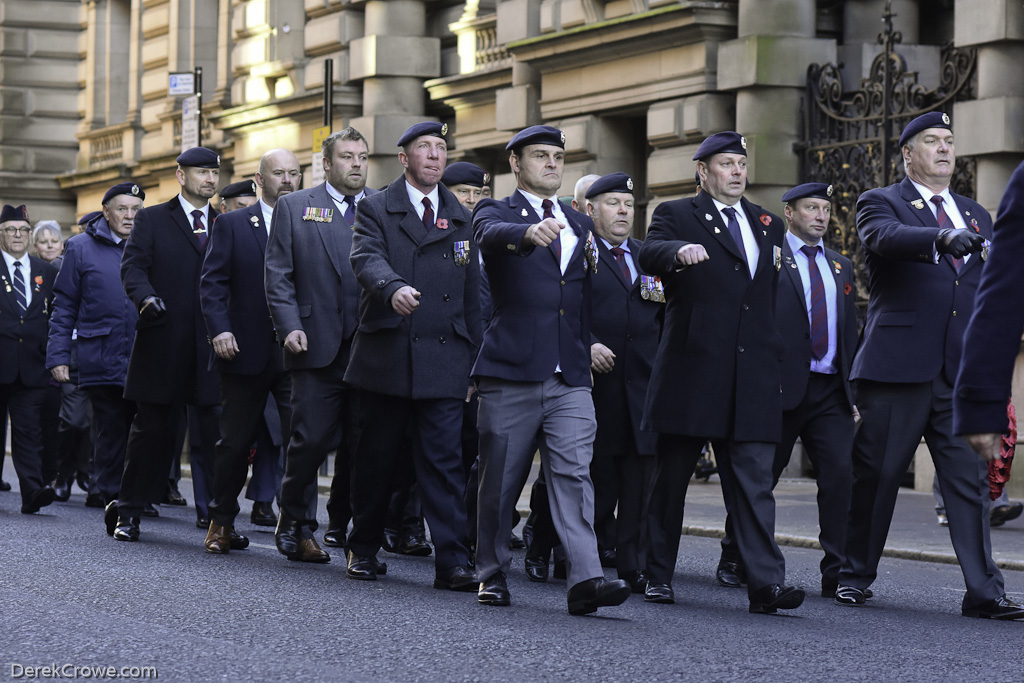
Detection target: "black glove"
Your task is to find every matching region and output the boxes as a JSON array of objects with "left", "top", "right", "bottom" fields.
[
  {"left": 935, "top": 228, "right": 985, "bottom": 258},
  {"left": 139, "top": 295, "right": 167, "bottom": 322}
]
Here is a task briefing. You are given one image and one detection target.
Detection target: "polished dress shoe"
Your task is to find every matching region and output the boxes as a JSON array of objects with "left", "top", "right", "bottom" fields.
[
  {"left": 85, "top": 492, "right": 108, "bottom": 508},
  {"left": 749, "top": 584, "right": 805, "bottom": 614},
  {"left": 21, "top": 486, "right": 57, "bottom": 514},
  {"left": 275, "top": 516, "right": 302, "bottom": 558},
  {"left": 509, "top": 532, "right": 526, "bottom": 550},
  {"left": 434, "top": 565, "right": 477, "bottom": 592},
  {"left": 75, "top": 472, "right": 90, "bottom": 493},
  {"left": 990, "top": 501, "right": 1024, "bottom": 527},
  {"left": 53, "top": 479, "right": 72, "bottom": 502},
  {"left": 229, "top": 529, "right": 250, "bottom": 550},
  {"left": 250, "top": 501, "right": 277, "bottom": 527},
  {"left": 104, "top": 500, "right": 119, "bottom": 536},
  {"left": 292, "top": 538, "right": 330, "bottom": 563},
  {"left": 478, "top": 571, "right": 510, "bottom": 606},
  {"left": 196, "top": 514, "right": 210, "bottom": 529},
  {"left": 113, "top": 516, "right": 140, "bottom": 542},
  {"left": 0, "top": 478, "right": 11, "bottom": 491},
  {"left": 397, "top": 532, "right": 432, "bottom": 557},
  {"left": 833, "top": 585, "right": 868, "bottom": 606},
  {"left": 525, "top": 549, "right": 549, "bottom": 582},
  {"left": 142, "top": 503, "right": 159, "bottom": 518},
  {"left": 644, "top": 582, "right": 675, "bottom": 604},
  {"left": 346, "top": 551, "right": 378, "bottom": 579},
  {"left": 567, "top": 577, "right": 631, "bottom": 616},
  {"left": 620, "top": 569, "right": 649, "bottom": 594},
  {"left": 163, "top": 481, "right": 187, "bottom": 506},
  {"left": 598, "top": 547, "right": 617, "bottom": 569},
  {"left": 962, "top": 594, "right": 1024, "bottom": 620},
  {"left": 205, "top": 524, "right": 231, "bottom": 554},
  {"left": 323, "top": 527, "right": 347, "bottom": 548},
  {"left": 382, "top": 527, "right": 400, "bottom": 553},
  {"left": 716, "top": 559, "right": 746, "bottom": 587}
]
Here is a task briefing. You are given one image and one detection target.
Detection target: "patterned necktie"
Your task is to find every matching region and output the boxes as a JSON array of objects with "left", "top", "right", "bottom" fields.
[
  {"left": 610, "top": 247, "right": 632, "bottom": 283},
  {"left": 542, "top": 199, "right": 560, "bottom": 257},
  {"left": 191, "top": 209, "right": 207, "bottom": 248},
  {"left": 422, "top": 197, "right": 434, "bottom": 231},
  {"left": 800, "top": 245, "right": 828, "bottom": 360},
  {"left": 932, "top": 195, "right": 959, "bottom": 271},
  {"left": 343, "top": 196, "right": 356, "bottom": 226},
  {"left": 12, "top": 261, "right": 27, "bottom": 313},
  {"left": 722, "top": 206, "right": 747, "bottom": 264}
]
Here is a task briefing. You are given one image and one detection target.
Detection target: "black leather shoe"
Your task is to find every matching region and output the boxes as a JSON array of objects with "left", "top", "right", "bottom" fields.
[
  {"left": 104, "top": 500, "right": 119, "bottom": 536},
  {"left": 229, "top": 529, "right": 249, "bottom": 550},
  {"left": 644, "top": 582, "right": 675, "bottom": 604},
  {"left": 567, "top": 577, "right": 631, "bottom": 616},
  {"left": 382, "top": 527, "right": 400, "bottom": 553},
  {"left": 834, "top": 585, "right": 868, "bottom": 606},
  {"left": 822, "top": 581, "right": 874, "bottom": 599},
  {"left": 0, "top": 478, "right": 11, "bottom": 491},
  {"left": 525, "top": 548, "right": 549, "bottom": 582},
  {"left": 962, "top": 594, "right": 1024, "bottom": 620},
  {"left": 375, "top": 558, "right": 388, "bottom": 575},
  {"left": 620, "top": 569, "right": 649, "bottom": 594},
  {"left": 509, "top": 532, "right": 526, "bottom": 549},
  {"left": 990, "top": 502, "right": 1024, "bottom": 527},
  {"left": 397, "top": 532, "right": 432, "bottom": 557},
  {"left": 346, "top": 551, "right": 378, "bottom": 580},
  {"left": 716, "top": 559, "right": 746, "bottom": 588},
  {"left": 75, "top": 472, "right": 90, "bottom": 493},
  {"left": 292, "top": 538, "right": 330, "bottom": 563},
  {"left": 250, "top": 501, "right": 277, "bottom": 527},
  {"left": 275, "top": 516, "right": 302, "bottom": 558},
  {"left": 163, "top": 481, "right": 187, "bottom": 506},
  {"left": 53, "top": 479, "right": 72, "bottom": 502},
  {"left": 113, "top": 515, "right": 140, "bottom": 542},
  {"left": 598, "top": 547, "right": 617, "bottom": 569},
  {"left": 142, "top": 503, "right": 159, "bottom": 518},
  {"left": 478, "top": 572, "right": 510, "bottom": 606},
  {"left": 195, "top": 514, "right": 210, "bottom": 529},
  {"left": 553, "top": 560, "right": 567, "bottom": 580},
  {"left": 21, "top": 486, "right": 56, "bottom": 514},
  {"left": 434, "top": 565, "right": 477, "bottom": 592},
  {"left": 85, "top": 493, "right": 108, "bottom": 508},
  {"left": 749, "top": 584, "right": 805, "bottom": 614},
  {"left": 323, "top": 527, "right": 347, "bottom": 548}
]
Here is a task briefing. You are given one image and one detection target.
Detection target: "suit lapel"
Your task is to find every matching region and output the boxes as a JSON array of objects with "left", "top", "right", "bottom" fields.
[
  {"left": 169, "top": 198, "right": 204, "bottom": 255},
  {"left": 246, "top": 204, "right": 268, "bottom": 256},
  {"left": 693, "top": 193, "right": 744, "bottom": 262},
  {"left": 309, "top": 185, "right": 345, "bottom": 278},
  {"left": 597, "top": 239, "right": 630, "bottom": 290},
  {"left": 743, "top": 199, "right": 775, "bottom": 278},
  {"left": 781, "top": 241, "right": 808, "bottom": 313},
  {"left": 509, "top": 190, "right": 561, "bottom": 265}
]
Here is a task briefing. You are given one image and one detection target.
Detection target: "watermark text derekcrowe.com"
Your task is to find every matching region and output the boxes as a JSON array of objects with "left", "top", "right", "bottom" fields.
[{"left": 10, "top": 664, "right": 158, "bottom": 679}]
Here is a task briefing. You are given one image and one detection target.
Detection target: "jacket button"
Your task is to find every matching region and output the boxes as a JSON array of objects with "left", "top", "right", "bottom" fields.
[
  {"left": 559, "top": 309, "right": 565, "bottom": 316},
  {"left": 443, "top": 294, "right": 450, "bottom": 302},
  {"left": 413, "top": 335, "right": 419, "bottom": 342},
  {"left": 377, "top": 279, "right": 385, "bottom": 287},
  {"left": 742, "top": 304, "right": 749, "bottom": 311},
  {"left": 443, "top": 253, "right": 449, "bottom": 259},
  {"left": 954, "top": 280, "right": 959, "bottom": 286},
  {"left": 738, "top": 346, "right": 745, "bottom": 353},
  {"left": 560, "top": 280, "right": 565, "bottom": 286},
  {"left": 440, "top": 337, "right": 446, "bottom": 344},
  {"left": 734, "top": 264, "right": 741, "bottom": 271},
  {"left": 952, "top": 310, "right": 957, "bottom": 316}
]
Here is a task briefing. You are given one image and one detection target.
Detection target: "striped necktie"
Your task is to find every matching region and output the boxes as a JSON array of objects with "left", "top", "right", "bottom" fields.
[
  {"left": 12, "top": 261, "right": 27, "bottom": 313},
  {"left": 800, "top": 245, "right": 828, "bottom": 360}
]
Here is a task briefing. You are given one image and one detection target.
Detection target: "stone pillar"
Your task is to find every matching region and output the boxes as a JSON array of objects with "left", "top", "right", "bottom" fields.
[
  {"left": 350, "top": 0, "right": 440, "bottom": 184},
  {"left": 494, "top": 0, "right": 542, "bottom": 132}
]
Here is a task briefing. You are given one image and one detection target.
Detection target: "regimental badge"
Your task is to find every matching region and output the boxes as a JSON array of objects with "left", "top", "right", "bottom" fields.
[
  {"left": 249, "top": 215, "right": 260, "bottom": 226},
  {"left": 131, "top": 184, "right": 140, "bottom": 196},
  {"left": 740, "top": 136, "right": 747, "bottom": 149},
  {"left": 216, "top": 155, "right": 221, "bottom": 165},
  {"left": 639, "top": 275, "right": 665, "bottom": 303},
  {"left": 970, "top": 218, "right": 980, "bottom": 232},
  {"left": 441, "top": 123, "right": 448, "bottom": 136},
  {"left": 833, "top": 259, "right": 842, "bottom": 274},
  {"left": 453, "top": 240, "right": 470, "bottom": 266},
  {"left": 249, "top": 181, "right": 257, "bottom": 194},
  {"left": 483, "top": 173, "right": 490, "bottom": 184},
  {"left": 941, "top": 112, "right": 950, "bottom": 125},
  {"left": 911, "top": 199, "right": 925, "bottom": 210},
  {"left": 773, "top": 244, "right": 782, "bottom": 271},
  {"left": 302, "top": 207, "right": 334, "bottom": 223},
  {"left": 982, "top": 239, "right": 990, "bottom": 261},
  {"left": 584, "top": 231, "right": 598, "bottom": 274},
  {"left": 826, "top": 185, "right": 833, "bottom": 197},
  {"left": 705, "top": 213, "right": 713, "bottom": 221},
  {"left": 1, "top": 273, "right": 10, "bottom": 292},
  {"left": 714, "top": 227, "right": 721, "bottom": 234},
  {"left": 626, "top": 178, "right": 634, "bottom": 191},
  {"left": 559, "top": 130, "right": 566, "bottom": 144},
  {"left": 521, "top": 208, "right": 529, "bottom": 217}
]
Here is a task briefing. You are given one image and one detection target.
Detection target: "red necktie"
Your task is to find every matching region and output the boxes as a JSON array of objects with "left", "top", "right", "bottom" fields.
[
  {"left": 542, "top": 198, "right": 559, "bottom": 257},
  {"left": 422, "top": 197, "right": 434, "bottom": 231},
  {"left": 191, "top": 209, "right": 207, "bottom": 248},
  {"left": 932, "top": 195, "right": 959, "bottom": 271},
  {"left": 800, "top": 245, "right": 828, "bottom": 360},
  {"left": 610, "top": 247, "right": 632, "bottom": 283}
]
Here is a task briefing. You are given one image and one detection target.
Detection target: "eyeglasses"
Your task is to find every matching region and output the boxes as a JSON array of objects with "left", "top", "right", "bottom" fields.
[{"left": 2, "top": 227, "right": 30, "bottom": 236}]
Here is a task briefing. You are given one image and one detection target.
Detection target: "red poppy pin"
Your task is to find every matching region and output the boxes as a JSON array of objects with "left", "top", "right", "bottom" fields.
[
  {"left": 436, "top": 218, "right": 449, "bottom": 230},
  {"left": 970, "top": 218, "right": 980, "bottom": 233},
  {"left": 759, "top": 214, "right": 771, "bottom": 226},
  {"left": 843, "top": 282, "right": 852, "bottom": 295},
  {"left": 34, "top": 275, "right": 43, "bottom": 285}
]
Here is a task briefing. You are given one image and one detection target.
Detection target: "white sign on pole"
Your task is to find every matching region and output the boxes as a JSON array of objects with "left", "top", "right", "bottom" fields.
[
  {"left": 310, "top": 151, "right": 325, "bottom": 187},
  {"left": 168, "top": 72, "right": 195, "bottom": 96},
  {"left": 181, "top": 95, "right": 200, "bottom": 153}
]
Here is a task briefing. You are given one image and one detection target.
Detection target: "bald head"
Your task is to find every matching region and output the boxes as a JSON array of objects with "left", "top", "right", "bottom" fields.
[
  {"left": 572, "top": 174, "right": 601, "bottom": 212},
  {"left": 255, "top": 148, "right": 302, "bottom": 207}
]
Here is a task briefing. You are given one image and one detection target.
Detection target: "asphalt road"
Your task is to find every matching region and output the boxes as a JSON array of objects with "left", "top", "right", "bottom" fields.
[{"left": 2, "top": 488, "right": 1022, "bottom": 683}]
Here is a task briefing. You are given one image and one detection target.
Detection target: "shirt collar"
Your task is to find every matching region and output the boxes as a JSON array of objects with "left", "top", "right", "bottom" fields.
[
  {"left": 909, "top": 179, "right": 952, "bottom": 207},
  {"left": 599, "top": 236, "right": 629, "bottom": 253},
  {"left": 178, "top": 194, "right": 209, "bottom": 220},
  {"left": 711, "top": 196, "right": 743, "bottom": 218},
  {"left": 259, "top": 199, "right": 274, "bottom": 228},
  {"left": 786, "top": 230, "right": 822, "bottom": 256},
  {"left": 518, "top": 189, "right": 564, "bottom": 220},
  {"left": 405, "top": 181, "right": 439, "bottom": 215},
  {"left": 325, "top": 181, "right": 364, "bottom": 206},
  {"left": 2, "top": 249, "right": 29, "bottom": 272}
]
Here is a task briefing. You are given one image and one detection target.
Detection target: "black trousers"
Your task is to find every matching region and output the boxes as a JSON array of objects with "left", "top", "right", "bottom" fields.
[
  {"left": 0, "top": 380, "right": 47, "bottom": 499},
  {"left": 84, "top": 385, "right": 135, "bottom": 499}
]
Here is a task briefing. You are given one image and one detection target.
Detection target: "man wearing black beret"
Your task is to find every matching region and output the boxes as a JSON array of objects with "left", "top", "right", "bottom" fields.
[
  {"left": 835, "top": 112, "right": 1022, "bottom": 619},
  {"left": 218, "top": 179, "right": 259, "bottom": 214},
  {"left": 442, "top": 161, "right": 490, "bottom": 212},
  {"left": 107, "top": 146, "right": 224, "bottom": 543},
  {"left": 639, "top": 131, "right": 803, "bottom": 614}
]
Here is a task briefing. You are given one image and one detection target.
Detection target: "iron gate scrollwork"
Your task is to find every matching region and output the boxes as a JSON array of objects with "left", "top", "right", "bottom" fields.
[{"left": 800, "top": 1, "right": 977, "bottom": 301}]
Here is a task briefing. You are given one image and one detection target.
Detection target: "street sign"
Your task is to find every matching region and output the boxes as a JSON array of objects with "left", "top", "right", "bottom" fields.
[
  {"left": 310, "top": 125, "right": 331, "bottom": 187},
  {"left": 181, "top": 95, "right": 200, "bottom": 152},
  {"left": 312, "top": 125, "right": 331, "bottom": 153},
  {"left": 168, "top": 72, "right": 195, "bottom": 96}
]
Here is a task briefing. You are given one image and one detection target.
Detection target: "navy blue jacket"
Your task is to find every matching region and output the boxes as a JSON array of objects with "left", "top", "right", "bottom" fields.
[
  {"left": 852, "top": 177, "right": 992, "bottom": 386},
  {"left": 47, "top": 218, "right": 137, "bottom": 387},
  {"left": 0, "top": 254, "right": 57, "bottom": 388},
  {"left": 471, "top": 190, "right": 595, "bottom": 387}
]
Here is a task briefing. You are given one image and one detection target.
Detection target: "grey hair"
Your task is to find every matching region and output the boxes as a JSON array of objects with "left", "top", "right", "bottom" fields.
[{"left": 32, "top": 220, "right": 62, "bottom": 243}]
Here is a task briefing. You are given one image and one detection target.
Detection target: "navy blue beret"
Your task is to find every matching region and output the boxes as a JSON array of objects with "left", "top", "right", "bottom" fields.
[
  {"left": 506, "top": 125, "right": 565, "bottom": 152},
  {"left": 585, "top": 172, "right": 634, "bottom": 199},
  {"left": 176, "top": 146, "right": 220, "bottom": 168},
  {"left": 442, "top": 162, "right": 489, "bottom": 188},
  {"left": 781, "top": 182, "right": 833, "bottom": 203},
  {"left": 693, "top": 131, "right": 747, "bottom": 161},
  {"left": 219, "top": 180, "right": 258, "bottom": 199},
  {"left": 79, "top": 211, "right": 102, "bottom": 226},
  {"left": 397, "top": 121, "right": 448, "bottom": 148},
  {"left": 102, "top": 182, "right": 145, "bottom": 205},
  {"left": 899, "top": 111, "right": 951, "bottom": 148},
  {"left": 0, "top": 204, "right": 30, "bottom": 224}
]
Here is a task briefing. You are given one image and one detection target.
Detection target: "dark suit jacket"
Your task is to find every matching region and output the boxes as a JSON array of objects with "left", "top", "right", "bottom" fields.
[
  {"left": 638, "top": 191, "right": 785, "bottom": 442},
  {"left": 345, "top": 176, "right": 480, "bottom": 400},
  {"left": 0, "top": 254, "right": 57, "bottom": 388},
  {"left": 201, "top": 202, "right": 281, "bottom": 376},
  {"left": 954, "top": 161, "right": 1024, "bottom": 434},
  {"left": 590, "top": 237, "right": 662, "bottom": 456},
  {"left": 777, "top": 240, "right": 858, "bottom": 411},
  {"left": 851, "top": 177, "right": 992, "bottom": 386},
  {"left": 120, "top": 196, "right": 219, "bottom": 405},
  {"left": 264, "top": 183, "right": 375, "bottom": 371},
  {"left": 471, "top": 190, "right": 595, "bottom": 387}
]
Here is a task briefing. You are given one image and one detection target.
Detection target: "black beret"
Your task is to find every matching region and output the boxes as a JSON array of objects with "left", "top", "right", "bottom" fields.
[
  {"left": 0, "top": 204, "right": 30, "bottom": 224},
  {"left": 102, "top": 182, "right": 145, "bottom": 205},
  {"left": 78, "top": 211, "right": 102, "bottom": 226},
  {"left": 176, "top": 146, "right": 220, "bottom": 168},
  {"left": 506, "top": 125, "right": 565, "bottom": 152},
  {"left": 693, "top": 131, "right": 747, "bottom": 161},
  {"left": 397, "top": 121, "right": 448, "bottom": 148},
  {"left": 442, "top": 162, "right": 489, "bottom": 188},
  {"left": 781, "top": 182, "right": 833, "bottom": 203},
  {"left": 585, "top": 172, "right": 634, "bottom": 199},
  {"left": 899, "top": 111, "right": 952, "bottom": 148},
  {"left": 219, "top": 180, "right": 258, "bottom": 199}
]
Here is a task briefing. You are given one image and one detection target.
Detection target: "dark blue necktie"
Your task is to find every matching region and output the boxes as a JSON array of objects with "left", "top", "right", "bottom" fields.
[
  {"left": 800, "top": 245, "right": 828, "bottom": 360},
  {"left": 12, "top": 261, "right": 27, "bottom": 313},
  {"left": 722, "top": 206, "right": 747, "bottom": 264},
  {"left": 542, "top": 199, "right": 559, "bottom": 258},
  {"left": 344, "top": 196, "right": 356, "bottom": 226},
  {"left": 192, "top": 209, "right": 207, "bottom": 248},
  {"left": 422, "top": 197, "right": 434, "bottom": 231}
]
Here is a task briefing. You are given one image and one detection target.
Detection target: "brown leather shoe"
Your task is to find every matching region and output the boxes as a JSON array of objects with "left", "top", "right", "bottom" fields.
[
  {"left": 205, "top": 523, "right": 230, "bottom": 554},
  {"left": 290, "top": 538, "right": 330, "bottom": 563}
]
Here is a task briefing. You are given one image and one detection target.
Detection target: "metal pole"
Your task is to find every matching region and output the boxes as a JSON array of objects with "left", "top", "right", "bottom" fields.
[
  {"left": 880, "top": 1, "right": 894, "bottom": 188},
  {"left": 195, "top": 66, "right": 203, "bottom": 149},
  {"left": 324, "top": 59, "right": 333, "bottom": 129}
]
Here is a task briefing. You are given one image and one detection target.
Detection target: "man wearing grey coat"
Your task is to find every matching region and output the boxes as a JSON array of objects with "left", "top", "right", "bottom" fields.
[{"left": 343, "top": 121, "right": 481, "bottom": 592}]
